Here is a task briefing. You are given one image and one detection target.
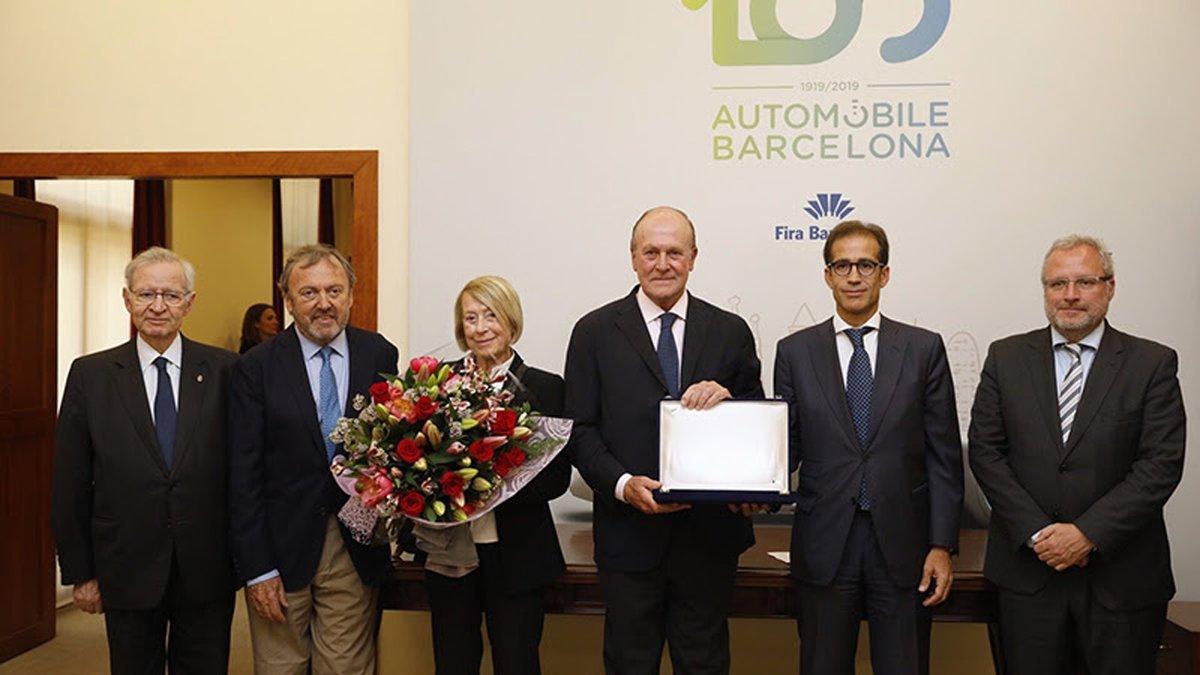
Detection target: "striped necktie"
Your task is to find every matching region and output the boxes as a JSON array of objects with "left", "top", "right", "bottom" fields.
[{"left": 1058, "top": 343, "right": 1084, "bottom": 443}]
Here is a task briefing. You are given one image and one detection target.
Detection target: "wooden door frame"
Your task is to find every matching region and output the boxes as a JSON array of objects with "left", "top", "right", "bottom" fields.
[{"left": 0, "top": 151, "right": 380, "bottom": 329}]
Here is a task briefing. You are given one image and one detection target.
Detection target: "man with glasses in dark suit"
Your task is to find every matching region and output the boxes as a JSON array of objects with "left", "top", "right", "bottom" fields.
[
  {"left": 774, "top": 220, "right": 963, "bottom": 675},
  {"left": 969, "top": 235, "right": 1185, "bottom": 675},
  {"left": 53, "top": 247, "right": 238, "bottom": 673}
]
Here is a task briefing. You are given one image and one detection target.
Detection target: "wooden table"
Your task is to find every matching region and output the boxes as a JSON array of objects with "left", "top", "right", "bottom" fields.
[
  {"left": 383, "top": 523, "right": 1002, "bottom": 668},
  {"left": 1162, "top": 602, "right": 1200, "bottom": 674}
]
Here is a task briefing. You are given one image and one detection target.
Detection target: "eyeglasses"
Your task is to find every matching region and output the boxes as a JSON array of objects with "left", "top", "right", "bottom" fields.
[
  {"left": 128, "top": 289, "right": 191, "bottom": 307},
  {"left": 1042, "top": 275, "right": 1112, "bottom": 293},
  {"left": 827, "top": 259, "right": 884, "bottom": 277}
]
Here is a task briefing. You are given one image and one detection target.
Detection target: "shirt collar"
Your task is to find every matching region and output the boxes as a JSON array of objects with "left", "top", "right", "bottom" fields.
[
  {"left": 1051, "top": 321, "right": 1105, "bottom": 351},
  {"left": 298, "top": 327, "right": 349, "bottom": 362},
  {"left": 136, "top": 333, "right": 183, "bottom": 372},
  {"left": 636, "top": 287, "right": 689, "bottom": 326},
  {"left": 832, "top": 311, "right": 881, "bottom": 335}
]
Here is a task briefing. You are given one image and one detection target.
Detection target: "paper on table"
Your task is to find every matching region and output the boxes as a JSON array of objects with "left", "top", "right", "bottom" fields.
[{"left": 768, "top": 551, "right": 790, "bottom": 564}]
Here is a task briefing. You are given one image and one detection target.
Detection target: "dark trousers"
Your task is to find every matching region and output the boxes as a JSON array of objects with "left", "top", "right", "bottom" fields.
[
  {"left": 797, "top": 511, "right": 930, "bottom": 675},
  {"left": 425, "top": 542, "right": 548, "bottom": 675},
  {"left": 997, "top": 567, "right": 1166, "bottom": 675},
  {"left": 103, "top": 554, "right": 235, "bottom": 675},
  {"left": 598, "top": 532, "right": 738, "bottom": 675}
]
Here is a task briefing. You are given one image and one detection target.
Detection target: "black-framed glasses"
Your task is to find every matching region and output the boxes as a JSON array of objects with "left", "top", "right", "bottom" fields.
[
  {"left": 826, "top": 259, "right": 883, "bottom": 277},
  {"left": 128, "top": 289, "right": 191, "bottom": 307},
  {"left": 1042, "top": 275, "right": 1113, "bottom": 293}
]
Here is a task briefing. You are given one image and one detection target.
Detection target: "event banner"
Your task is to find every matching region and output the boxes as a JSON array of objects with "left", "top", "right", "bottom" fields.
[{"left": 409, "top": 1, "right": 1199, "bottom": 445}]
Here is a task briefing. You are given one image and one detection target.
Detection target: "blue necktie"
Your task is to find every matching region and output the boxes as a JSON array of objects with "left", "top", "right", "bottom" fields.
[
  {"left": 317, "top": 346, "right": 340, "bottom": 462},
  {"left": 152, "top": 356, "right": 176, "bottom": 470},
  {"left": 845, "top": 327, "right": 874, "bottom": 510},
  {"left": 657, "top": 312, "right": 680, "bottom": 398}
]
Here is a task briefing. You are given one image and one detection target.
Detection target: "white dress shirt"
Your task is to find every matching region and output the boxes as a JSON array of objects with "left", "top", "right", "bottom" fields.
[
  {"left": 832, "top": 311, "right": 880, "bottom": 386},
  {"left": 469, "top": 353, "right": 515, "bottom": 545},
  {"left": 136, "top": 333, "right": 182, "bottom": 423},
  {"left": 614, "top": 290, "right": 690, "bottom": 503}
]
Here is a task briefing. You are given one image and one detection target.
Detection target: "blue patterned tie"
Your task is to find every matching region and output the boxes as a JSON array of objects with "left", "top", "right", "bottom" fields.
[
  {"left": 317, "top": 346, "right": 340, "bottom": 462},
  {"left": 845, "top": 327, "right": 874, "bottom": 509},
  {"left": 152, "top": 356, "right": 176, "bottom": 470},
  {"left": 657, "top": 312, "right": 680, "bottom": 398}
]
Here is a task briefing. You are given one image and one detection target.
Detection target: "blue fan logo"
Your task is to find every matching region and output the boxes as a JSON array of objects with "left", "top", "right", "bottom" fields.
[
  {"left": 803, "top": 193, "right": 855, "bottom": 221},
  {"left": 774, "top": 192, "right": 856, "bottom": 242}
]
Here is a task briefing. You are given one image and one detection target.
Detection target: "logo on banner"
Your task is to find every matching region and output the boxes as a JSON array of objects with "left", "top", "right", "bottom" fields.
[
  {"left": 774, "top": 193, "right": 854, "bottom": 241},
  {"left": 682, "top": 0, "right": 950, "bottom": 65}
]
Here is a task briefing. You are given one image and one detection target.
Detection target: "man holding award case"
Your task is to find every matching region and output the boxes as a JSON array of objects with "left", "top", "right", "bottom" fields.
[{"left": 565, "top": 206, "right": 765, "bottom": 675}]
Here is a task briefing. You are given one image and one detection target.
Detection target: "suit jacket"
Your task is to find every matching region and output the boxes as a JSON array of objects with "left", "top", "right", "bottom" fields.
[
  {"left": 227, "top": 325, "right": 399, "bottom": 591},
  {"left": 52, "top": 337, "right": 237, "bottom": 609},
  {"left": 565, "top": 289, "right": 764, "bottom": 573},
  {"left": 968, "top": 323, "right": 1185, "bottom": 610},
  {"left": 456, "top": 352, "right": 570, "bottom": 592},
  {"left": 774, "top": 316, "right": 963, "bottom": 587}
]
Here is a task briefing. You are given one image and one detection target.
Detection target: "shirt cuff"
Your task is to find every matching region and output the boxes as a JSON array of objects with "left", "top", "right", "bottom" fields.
[
  {"left": 247, "top": 569, "right": 280, "bottom": 586},
  {"left": 614, "top": 473, "right": 633, "bottom": 503},
  {"left": 1027, "top": 527, "right": 1046, "bottom": 548}
]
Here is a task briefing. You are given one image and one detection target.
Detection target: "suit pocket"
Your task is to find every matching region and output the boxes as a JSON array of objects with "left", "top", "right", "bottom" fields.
[{"left": 911, "top": 482, "right": 929, "bottom": 496}]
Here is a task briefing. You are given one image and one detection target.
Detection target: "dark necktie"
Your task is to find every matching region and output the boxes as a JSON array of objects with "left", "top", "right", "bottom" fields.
[
  {"left": 845, "top": 327, "right": 874, "bottom": 509},
  {"left": 152, "top": 356, "right": 177, "bottom": 470},
  {"left": 318, "top": 346, "right": 340, "bottom": 462},
  {"left": 657, "top": 312, "right": 680, "bottom": 398}
]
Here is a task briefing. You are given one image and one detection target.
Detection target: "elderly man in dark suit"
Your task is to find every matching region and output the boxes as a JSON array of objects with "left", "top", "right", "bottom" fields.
[
  {"left": 565, "top": 206, "right": 764, "bottom": 674},
  {"left": 228, "top": 244, "right": 398, "bottom": 674},
  {"left": 774, "top": 220, "right": 963, "bottom": 675},
  {"left": 969, "top": 235, "right": 1185, "bottom": 675},
  {"left": 52, "top": 246, "right": 237, "bottom": 673}
]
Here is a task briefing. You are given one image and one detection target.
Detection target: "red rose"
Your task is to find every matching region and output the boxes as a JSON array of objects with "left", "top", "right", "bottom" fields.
[
  {"left": 468, "top": 439, "right": 496, "bottom": 463},
  {"left": 368, "top": 381, "right": 393, "bottom": 404},
  {"left": 489, "top": 409, "right": 518, "bottom": 436},
  {"left": 439, "top": 470, "right": 465, "bottom": 498},
  {"left": 414, "top": 395, "right": 438, "bottom": 421},
  {"left": 409, "top": 356, "right": 440, "bottom": 376},
  {"left": 395, "top": 438, "right": 422, "bottom": 463},
  {"left": 503, "top": 448, "right": 527, "bottom": 467},
  {"left": 399, "top": 491, "right": 425, "bottom": 517},
  {"left": 493, "top": 455, "right": 513, "bottom": 478}
]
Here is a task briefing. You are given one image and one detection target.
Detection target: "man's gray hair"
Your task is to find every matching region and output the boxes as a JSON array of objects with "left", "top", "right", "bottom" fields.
[
  {"left": 125, "top": 246, "right": 196, "bottom": 292},
  {"left": 1042, "top": 234, "right": 1115, "bottom": 278},
  {"left": 278, "top": 244, "right": 357, "bottom": 294}
]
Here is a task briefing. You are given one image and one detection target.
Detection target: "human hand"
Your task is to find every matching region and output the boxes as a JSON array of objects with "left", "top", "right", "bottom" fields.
[
  {"left": 247, "top": 576, "right": 289, "bottom": 624},
  {"left": 727, "top": 503, "right": 771, "bottom": 516},
  {"left": 680, "top": 381, "right": 731, "bottom": 410},
  {"left": 920, "top": 547, "right": 953, "bottom": 607},
  {"left": 73, "top": 579, "right": 103, "bottom": 614},
  {"left": 1033, "top": 523, "right": 1094, "bottom": 571},
  {"left": 623, "top": 475, "right": 691, "bottom": 515}
]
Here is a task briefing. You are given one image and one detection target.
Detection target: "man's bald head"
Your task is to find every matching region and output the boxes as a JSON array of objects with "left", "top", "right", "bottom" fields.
[{"left": 630, "top": 206, "right": 697, "bottom": 252}]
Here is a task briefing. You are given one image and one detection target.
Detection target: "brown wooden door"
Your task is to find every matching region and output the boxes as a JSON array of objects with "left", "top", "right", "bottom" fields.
[{"left": 0, "top": 193, "right": 58, "bottom": 662}]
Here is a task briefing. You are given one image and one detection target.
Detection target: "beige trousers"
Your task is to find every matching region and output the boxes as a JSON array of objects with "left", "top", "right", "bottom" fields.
[{"left": 246, "top": 517, "right": 380, "bottom": 674}]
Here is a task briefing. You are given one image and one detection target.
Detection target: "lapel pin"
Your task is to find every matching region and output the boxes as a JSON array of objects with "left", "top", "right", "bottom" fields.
[{"left": 197, "top": 374, "right": 204, "bottom": 383}]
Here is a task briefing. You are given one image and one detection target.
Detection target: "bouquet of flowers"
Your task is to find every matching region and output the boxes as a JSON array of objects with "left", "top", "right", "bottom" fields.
[{"left": 330, "top": 355, "right": 571, "bottom": 538}]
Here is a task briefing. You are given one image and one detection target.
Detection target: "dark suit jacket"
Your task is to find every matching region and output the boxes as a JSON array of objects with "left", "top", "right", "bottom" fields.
[
  {"left": 441, "top": 352, "right": 571, "bottom": 593},
  {"left": 968, "top": 323, "right": 1185, "bottom": 610},
  {"left": 52, "top": 336, "right": 237, "bottom": 609},
  {"left": 227, "top": 325, "right": 399, "bottom": 591},
  {"left": 774, "top": 316, "right": 963, "bottom": 587},
  {"left": 565, "top": 289, "right": 764, "bottom": 573}
]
